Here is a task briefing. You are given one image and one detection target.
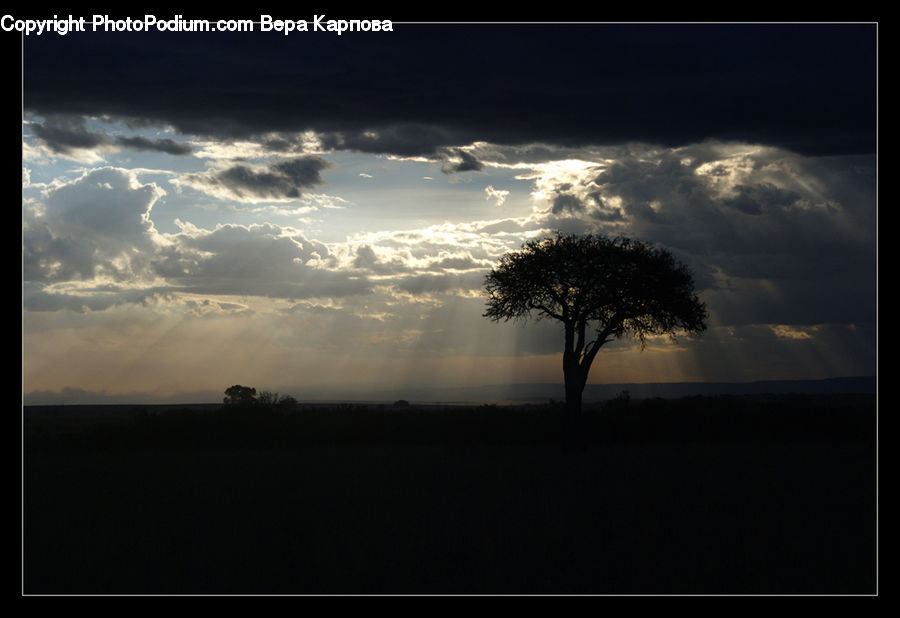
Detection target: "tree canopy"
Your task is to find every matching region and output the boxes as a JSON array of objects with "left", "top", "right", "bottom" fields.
[
  {"left": 223, "top": 384, "right": 257, "bottom": 405},
  {"left": 484, "top": 232, "right": 708, "bottom": 420}
]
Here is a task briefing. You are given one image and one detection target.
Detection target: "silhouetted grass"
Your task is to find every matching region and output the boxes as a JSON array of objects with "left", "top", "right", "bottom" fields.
[
  {"left": 23, "top": 394, "right": 876, "bottom": 594},
  {"left": 25, "top": 394, "right": 874, "bottom": 452}
]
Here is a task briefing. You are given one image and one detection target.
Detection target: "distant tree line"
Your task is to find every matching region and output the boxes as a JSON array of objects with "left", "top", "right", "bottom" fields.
[{"left": 224, "top": 385, "right": 298, "bottom": 408}]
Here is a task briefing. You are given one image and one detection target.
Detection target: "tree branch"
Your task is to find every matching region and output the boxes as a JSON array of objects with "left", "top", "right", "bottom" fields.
[
  {"left": 531, "top": 301, "right": 565, "bottom": 322},
  {"left": 580, "top": 332, "right": 609, "bottom": 371},
  {"left": 580, "top": 317, "right": 620, "bottom": 369}
]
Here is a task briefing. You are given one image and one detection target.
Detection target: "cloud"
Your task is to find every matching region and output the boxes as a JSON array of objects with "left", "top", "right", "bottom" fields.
[
  {"left": 441, "top": 148, "right": 484, "bottom": 174},
  {"left": 28, "top": 143, "right": 869, "bottom": 334},
  {"left": 23, "top": 282, "right": 174, "bottom": 313},
  {"left": 550, "top": 192, "right": 586, "bottom": 215},
  {"left": 151, "top": 222, "right": 373, "bottom": 301},
  {"left": 114, "top": 135, "right": 193, "bottom": 155},
  {"left": 522, "top": 143, "right": 877, "bottom": 328},
  {"left": 175, "top": 156, "right": 334, "bottom": 202},
  {"left": 23, "top": 25, "right": 876, "bottom": 157},
  {"left": 721, "top": 182, "right": 801, "bottom": 216},
  {"left": 23, "top": 170, "right": 531, "bottom": 314},
  {"left": 485, "top": 185, "right": 509, "bottom": 206},
  {"left": 351, "top": 244, "right": 382, "bottom": 271},
  {"left": 22, "top": 167, "right": 377, "bottom": 309},
  {"left": 395, "top": 271, "right": 486, "bottom": 296},
  {"left": 29, "top": 115, "right": 111, "bottom": 154},
  {"left": 346, "top": 222, "right": 527, "bottom": 268},
  {"left": 319, "top": 124, "right": 473, "bottom": 158},
  {"left": 28, "top": 115, "right": 196, "bottom": 159},
  {"left": 23, "top": 167, "right": 164, "bottom": 283}
]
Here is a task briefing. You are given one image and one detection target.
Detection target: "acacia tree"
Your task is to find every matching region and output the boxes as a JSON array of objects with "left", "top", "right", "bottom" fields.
[{"left": 484, "top": 232, "right": 707, "bottom": 421}]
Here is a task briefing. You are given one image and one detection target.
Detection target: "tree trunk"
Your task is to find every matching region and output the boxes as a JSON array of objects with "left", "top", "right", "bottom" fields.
[
  {"left": 564, "top": 375, "right": 583, "bottom": 415},
  {"left": 562, "top": 362, "right": 587, "bottom": 450}
]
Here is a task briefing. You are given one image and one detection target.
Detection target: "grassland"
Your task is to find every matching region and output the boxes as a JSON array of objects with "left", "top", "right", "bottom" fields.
[{"left": 23, "top": 394, "right": 876, "bottom": 594}]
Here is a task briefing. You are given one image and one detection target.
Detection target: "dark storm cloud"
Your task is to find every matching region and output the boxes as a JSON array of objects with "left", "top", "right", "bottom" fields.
[
  {"left": 30, "top": 115, "right": 111, "bottom": 153},
  {"left": 29, "top": 115, "right": 193, "bottom": 155},
  {"left": 114, "top": 135, "right": 193, "bottom": 155},
  {"left": 178, "top": 156, "right": 333, "bottom": 200},
  {"left": 722, "top": 183, "right": 801, "bottom": 216},
  {"left": 320, "top": 125, "right": 472, "bottom": 158},
  {"left": 551, "top": 193, "right": 586, "bottom": 215},
  {"left": 23, "top": 23, "right": 876, "bottom": 157},
  {"left": 563, "top": 145, "right": 877, "bottom": 328},
  {"left": 441, "top": 148, "right": 485, "bottom": 174},
  {"left": 587, "top": 193, "right": 626, "bottom": 222}
]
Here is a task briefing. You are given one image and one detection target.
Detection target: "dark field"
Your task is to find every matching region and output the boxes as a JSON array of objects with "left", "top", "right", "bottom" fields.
[{"left": 23, "top": 394, "right": 877, "bottom": 595}]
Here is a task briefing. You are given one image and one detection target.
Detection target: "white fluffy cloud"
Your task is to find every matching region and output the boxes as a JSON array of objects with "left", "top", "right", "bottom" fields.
[
  {"left": 154, "top": 221, "right": 374, "bottom": 300},
  {"left": 24, "top": 167, "right": 164, "bottom": 284}
]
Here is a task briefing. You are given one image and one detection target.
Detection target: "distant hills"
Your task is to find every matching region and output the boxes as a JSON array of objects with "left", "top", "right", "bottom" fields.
[
  {"left": 366, "top": 376, "right": 877, "bottom": 404},
  {"left": 24, "top": 376, "right": 875, "bottom": 408}
]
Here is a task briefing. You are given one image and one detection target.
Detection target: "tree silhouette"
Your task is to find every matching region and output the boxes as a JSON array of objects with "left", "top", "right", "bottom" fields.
[
  {"left": 223, "top": 384, "right": 257, "bottom": 405},
  {"left": 257, "top": 390, "right": 299, "bottom": 408},
  {"left": 484, "top": 232, "right": 707, "bottom": 439}
]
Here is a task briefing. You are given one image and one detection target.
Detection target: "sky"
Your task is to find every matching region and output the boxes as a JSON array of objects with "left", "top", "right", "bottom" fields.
[{"left": 20, "top": 19, "right": 878, "bottom": 404}]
